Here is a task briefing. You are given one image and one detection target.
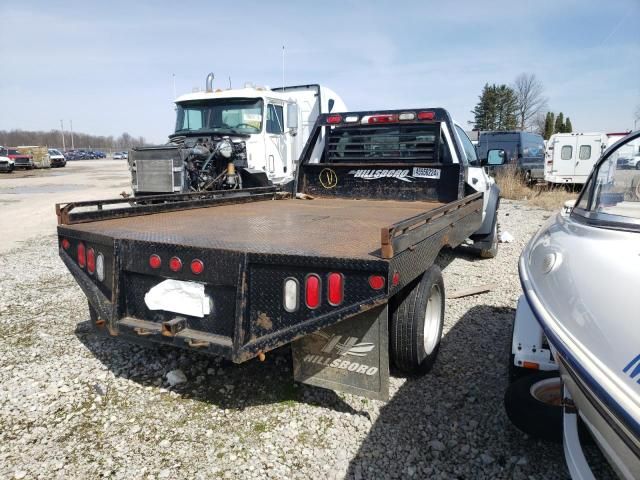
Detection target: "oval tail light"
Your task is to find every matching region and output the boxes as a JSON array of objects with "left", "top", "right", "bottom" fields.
[
  {"left": 283, "top": 278, "right": 299, "bottom": 312},
  {"left": 96, "top": 253, "right": 105, "bottom": 281},
  {"left": 87, "top": 248, "right": 96, "bottom": 274},
  {"left": 77, "top": 243, "right": 86, "bottom": 268},
  {"left": 327, "top": 273, "right": 344, "bottom": 306},
  {"left": 305, "top": 274, "right": 321, "bottom": 309}
]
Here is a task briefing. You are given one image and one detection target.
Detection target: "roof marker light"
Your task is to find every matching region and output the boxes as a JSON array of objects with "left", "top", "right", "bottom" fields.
[
  {"left": 417, "top": 111, "right": 435, "bottom": 120},
  {"left": 367, "top": 114, "right": 398, "bottom": 124},
  {"left": 398, "top": 112, "right": 416, "bottom": 121}
]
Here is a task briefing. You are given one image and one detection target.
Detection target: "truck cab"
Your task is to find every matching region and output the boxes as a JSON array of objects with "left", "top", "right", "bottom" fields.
[{"left": 129, "top": 76, "right": 346, "bottom": 195}]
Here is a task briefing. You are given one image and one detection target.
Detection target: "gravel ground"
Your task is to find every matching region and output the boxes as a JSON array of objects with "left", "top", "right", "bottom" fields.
[{"left": 0, "top": 200, "right": 615, "bottom": 479}]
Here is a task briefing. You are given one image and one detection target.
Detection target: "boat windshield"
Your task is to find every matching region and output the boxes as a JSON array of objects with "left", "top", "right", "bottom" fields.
[{"left": 574, "top": 134, "right": 640, "bottom": 225}]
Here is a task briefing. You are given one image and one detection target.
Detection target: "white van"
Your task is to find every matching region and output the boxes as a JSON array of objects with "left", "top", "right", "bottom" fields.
[{"left": 544, "top": 132, "right": 606, "bottom": 185}]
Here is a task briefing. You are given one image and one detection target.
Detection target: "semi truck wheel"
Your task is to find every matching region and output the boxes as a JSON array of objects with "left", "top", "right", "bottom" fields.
[{"left": 390, "top": 265, "right": 444, "bottom": 374}]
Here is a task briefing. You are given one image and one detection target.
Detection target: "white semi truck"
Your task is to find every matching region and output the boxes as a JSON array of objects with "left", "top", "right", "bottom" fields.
[{"left": 129, "top": 74, "right": 347, "bottom": 195}]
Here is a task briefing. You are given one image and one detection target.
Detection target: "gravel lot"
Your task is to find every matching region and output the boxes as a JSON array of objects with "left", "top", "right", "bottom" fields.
[{"left": 0, "top": 198, "right": 615, "bottom": 479}]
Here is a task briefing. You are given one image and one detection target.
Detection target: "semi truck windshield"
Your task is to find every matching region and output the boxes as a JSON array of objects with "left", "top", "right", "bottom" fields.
[{"left": 175, "top": 99, "right": 264, "bottom": 134}]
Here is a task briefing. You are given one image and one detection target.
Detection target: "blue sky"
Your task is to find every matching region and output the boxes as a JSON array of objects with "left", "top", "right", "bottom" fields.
[{"left": 1, "top": 0, "right": 638, "bottom": 143}]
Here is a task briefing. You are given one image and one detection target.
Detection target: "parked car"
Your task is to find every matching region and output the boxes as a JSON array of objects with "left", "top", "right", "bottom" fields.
[
  {"left": 477, "top": 131, "right": 545, "bottom": 183},
  {"left": 113, "top": 152, "right": 124, "bottom": 160},
  {"left": 48, "top": 149, "right": 67, "bottom": 168},
  {"left": 0, "top": 147, "right": 15, "bottom": 173},
  {"left": 7, "top": 148, "right": 34, "bottom": 169},
  {"left": 505, "top": 131, "right": 640, "bottom": 479}
]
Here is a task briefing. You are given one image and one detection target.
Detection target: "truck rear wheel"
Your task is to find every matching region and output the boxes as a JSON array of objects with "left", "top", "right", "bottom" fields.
[{"left": 390, "top": 265, "right": 445, "bottom": 374}]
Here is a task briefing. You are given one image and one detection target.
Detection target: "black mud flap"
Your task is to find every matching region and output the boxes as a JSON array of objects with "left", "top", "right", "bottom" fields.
[{"left": 292, "top": 305, "right": 389, "bottom": 401}]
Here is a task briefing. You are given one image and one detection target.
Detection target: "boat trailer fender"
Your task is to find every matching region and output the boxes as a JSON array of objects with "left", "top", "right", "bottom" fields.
[{"left": 513, "top": 295, "right": 558, "bottom": 372}]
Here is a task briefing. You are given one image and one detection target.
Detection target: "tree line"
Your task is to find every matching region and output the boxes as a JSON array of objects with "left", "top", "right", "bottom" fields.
[
  {"left": 470, "top": 73, "right": 572, "bottom": 139},
  {"left": 0, "top": 129, "right": 147, "bottom": 151}
]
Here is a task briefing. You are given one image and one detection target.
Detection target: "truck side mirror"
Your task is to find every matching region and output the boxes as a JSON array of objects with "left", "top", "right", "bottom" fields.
[
  {"left": 486, "top": 149, "right": 506, "bottom": 166},
  {"left": 328, "top": 99, "right": 335, "bottom": 113},
  {"left": 287, "top": 104, "right": 299, "bottom": 131}
]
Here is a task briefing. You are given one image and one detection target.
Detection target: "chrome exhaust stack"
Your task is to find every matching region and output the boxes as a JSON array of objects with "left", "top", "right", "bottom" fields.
[{"left": 205, "top": 73, "right": 215, "bottom": 92}]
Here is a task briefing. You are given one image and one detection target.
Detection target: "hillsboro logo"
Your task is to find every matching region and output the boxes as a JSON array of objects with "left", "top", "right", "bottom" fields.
[
  {"left": 301, "top": 333, "right": 378, "bottom": 376},
  {"left": 348, "top": 169, "right": 413, "bottom": 182},
  {"left": 623, "top": 354, "right": 640, "bottom": 383}
]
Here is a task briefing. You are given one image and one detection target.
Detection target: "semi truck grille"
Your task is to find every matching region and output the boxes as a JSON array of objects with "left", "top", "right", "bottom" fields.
[{"left": 137, "top": 159, "right": 175, "bottom": 192}]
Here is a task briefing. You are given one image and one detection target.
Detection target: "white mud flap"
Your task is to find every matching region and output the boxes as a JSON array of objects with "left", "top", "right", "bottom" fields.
[{"left": 292, "top": 305, "right": 389, "bottom": 401}]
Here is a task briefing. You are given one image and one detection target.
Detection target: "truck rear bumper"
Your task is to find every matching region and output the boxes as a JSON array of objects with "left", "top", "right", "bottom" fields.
[{"left": 60, "top": 243, "right": 389, "bottom": 363}]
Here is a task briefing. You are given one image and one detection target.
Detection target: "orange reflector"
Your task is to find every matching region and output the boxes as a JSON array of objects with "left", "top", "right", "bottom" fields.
[{"left": 523, "top": 361, "right": 540, "bottom": 370}]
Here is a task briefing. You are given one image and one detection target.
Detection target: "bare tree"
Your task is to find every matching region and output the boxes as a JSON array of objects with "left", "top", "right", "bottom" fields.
[
  {"left": 531, "top": 111, "right": 547, "bottom": 136},
  {"left": 513, "top": 73, "right": 548, "bottom": 130}
]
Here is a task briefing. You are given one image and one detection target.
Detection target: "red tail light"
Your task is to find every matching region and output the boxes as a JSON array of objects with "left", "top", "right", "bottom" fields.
[
  {"left": 392, "top": 271, "right": 400, "bottom": 286},
  {"left": 190, "top": 259, "right": 204, "bottom": 275},
  {"left": 417, "top": 111, "right": 435, "bottom": 120},
  {"left": 61, "top": 238, "right": 70, "bottom": 250},
  {"left": 368, "top": 275, "right": 385, "bottom": 290},
  {"left": 327, "top": 273, "right": 344, "bottom": 306},
  {"left": 149, "top": 254, "right": 162, "bottom": 269},
  {"left": 87, "top": 248, "right": 96, "bottom": 274},
  {"left": 77, "top": 242, "right": 86, "bottom": 268},
  {"left": 305, "top": 274, "right": 321, "bottom": 309},
  {"left": 368, "top": 114, "right": 398, "bottom": 124},
  {"left": 169, "top": 257, "right": 182, "bottom": 272},
  {"left": 326, "top": 114, "right": 342, "bottom": 124}
]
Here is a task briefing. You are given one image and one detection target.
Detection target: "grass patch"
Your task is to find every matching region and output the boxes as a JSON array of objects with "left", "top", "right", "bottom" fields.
[{"left": 494, "top": 167, "right": 578, "bottom": 211}]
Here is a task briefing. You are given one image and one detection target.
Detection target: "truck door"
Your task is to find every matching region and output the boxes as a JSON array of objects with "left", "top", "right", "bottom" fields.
[
  {"left": 554, "top": 137, "right": 576, "bottom": 178},
  {"left": 264, "top": 103, "right": 287, "bottom": 182},
  {"left": 574, "top": 136, "right": 601, "bottom": 180}
]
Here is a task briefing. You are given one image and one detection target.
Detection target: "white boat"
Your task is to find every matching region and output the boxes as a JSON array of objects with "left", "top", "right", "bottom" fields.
[{"left": 506, "top": 131, "right": 640, "bottom": 479}]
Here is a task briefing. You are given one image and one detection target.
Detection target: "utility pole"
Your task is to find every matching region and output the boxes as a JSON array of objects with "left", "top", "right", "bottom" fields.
[
  {"left": 70, "top": 120, "right": 74, "bottom": 149},
  {"left": 282, "top": 45, "right": 285, "bottom": 89},
  {"left": 60, "top": 120, "right": 66, "bottom": 151},
  {"left": 172, "top": 73, "right": 176, "bottom": 99}
]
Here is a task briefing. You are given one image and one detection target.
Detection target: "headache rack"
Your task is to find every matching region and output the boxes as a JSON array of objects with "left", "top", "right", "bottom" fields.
[{"left": 56, "top": 186, "right": 278, "bottom": 225}]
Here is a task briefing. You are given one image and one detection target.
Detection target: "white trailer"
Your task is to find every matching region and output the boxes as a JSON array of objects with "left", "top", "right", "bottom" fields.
[{"left": 544, "top": 132, "right": 606, "bottom": 185}]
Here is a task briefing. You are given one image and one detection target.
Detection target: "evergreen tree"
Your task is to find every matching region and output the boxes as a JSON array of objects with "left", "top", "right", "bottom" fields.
[
  {"left": 564, "top": 117, "right": 573, "bottom": 133},
  {"left": 554, "top": 112, "right": 565, "bottom": 134},
  {"left": 470, "top": 83, "right": 518, "bottom": 130},
  {"left": 543, "top": 112, "right": 555, "bottom": 140}
]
